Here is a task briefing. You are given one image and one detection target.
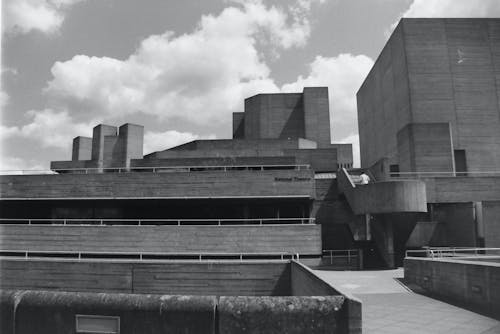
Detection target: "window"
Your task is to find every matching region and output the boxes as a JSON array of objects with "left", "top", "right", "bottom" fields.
[
  {"left": 454, "top": 150, "right": 467, "bottom": 176},
  {"left": 76, "top": 315, "right": 120, "bottom": 334}
]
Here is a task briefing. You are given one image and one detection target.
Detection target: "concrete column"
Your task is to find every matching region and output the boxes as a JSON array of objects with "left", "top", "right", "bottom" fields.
[
  {"left": 72, "top": 137, "right": 92, "bottom": 161},
  {"left": 303, "top": 87, "right": 331, "bottom": 148}
]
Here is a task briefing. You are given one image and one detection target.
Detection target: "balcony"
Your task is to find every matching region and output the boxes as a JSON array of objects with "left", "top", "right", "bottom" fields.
[
  {"left": 338, "top": 168, "right": 427, "bottom": 214},
  {"left": 0, "top": 166, "right": 315, "bottom": 200}
]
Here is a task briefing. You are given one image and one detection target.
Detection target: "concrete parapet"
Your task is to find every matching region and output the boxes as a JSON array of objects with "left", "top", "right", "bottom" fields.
[
  {"left": 218, "top": 296, "right": 345, "bottom": 334},
  {"left": 404, "top": 257, "right": 500, "bottom": 318},
  {"left": 1, "top": 290, "right": 216, "bottom": 334}
]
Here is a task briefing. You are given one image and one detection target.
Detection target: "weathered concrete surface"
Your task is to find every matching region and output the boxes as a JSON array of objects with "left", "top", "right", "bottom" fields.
[
  {"left": 218, "top": 296, "right": 346, "bottom": 334},
  {"left": 4, "top": 290, "right": 216, "bottom": 334},
  {"left": 405, "top": 257, "right": 500, "bottom": 319},
  {"left": 0, "top": 290, "right": 19, "bottom": 334}
]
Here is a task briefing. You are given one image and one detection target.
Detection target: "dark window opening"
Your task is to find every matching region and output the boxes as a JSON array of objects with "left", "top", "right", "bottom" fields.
[{"left": 454, "top": 150, "right": 467, "bottom": 176}]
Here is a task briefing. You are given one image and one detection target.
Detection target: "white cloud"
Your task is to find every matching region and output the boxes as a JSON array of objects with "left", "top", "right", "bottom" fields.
[
  {"left": 0, "top": 156, "right": 46, "bottom": 172},
  {"left": 282, "top": 53, "right": 374, "bottom": 143},
  {"left": 3, "top": 0, "right": 86, "bottom": 35},
  {"left": 390, "top": 0, "right": 500, "bottom": 33},
  {"left": 144, "top": 131, "right": 216, "bottom": 154},
  {"left": 401, "top": 0, "right": 500, "bottom": 18},
  {"left": 1, "top": 109, "right": 95, "bottom": 149},
  {"left": 44, "top": 1, "right": 318, "bottom": 124},
  {"left": 0, "top": 91, "right": 9, "bottom": 109}
]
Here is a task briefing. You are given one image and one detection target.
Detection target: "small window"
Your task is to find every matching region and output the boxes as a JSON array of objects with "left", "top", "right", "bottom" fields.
[
  {"left": 454, "top": 150, "right": 467, "bottom": 176},
  {"left": 76, "top": 315, "right": 120, "bottom": 334},
  {"left": 389, "top": 164, "right": 399, "bottom": 177}
]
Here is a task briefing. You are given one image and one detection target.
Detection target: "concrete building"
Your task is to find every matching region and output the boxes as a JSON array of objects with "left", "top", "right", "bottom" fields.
[
  {"left": 352, "top": 18, "right": 500, "bottom": 268},
  {"left": 0, "top": 87, "right": 364, "bottom": 333}
]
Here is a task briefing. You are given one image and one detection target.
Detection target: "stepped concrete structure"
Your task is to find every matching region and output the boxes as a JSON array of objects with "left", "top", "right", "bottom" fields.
[
  {"left": 0, "top": 87, "right": 362, "bottom": 334},
  {"left": 3, "top": 18, "right": 500, "bottom": 333},
  {"left": 350, "top": 18, "right": 500, "bottom": 268}
]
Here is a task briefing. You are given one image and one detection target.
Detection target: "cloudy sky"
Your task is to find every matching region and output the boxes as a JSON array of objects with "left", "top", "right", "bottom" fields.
[{"left": 2, "top": 0, "right": 500, "bottom": 170}]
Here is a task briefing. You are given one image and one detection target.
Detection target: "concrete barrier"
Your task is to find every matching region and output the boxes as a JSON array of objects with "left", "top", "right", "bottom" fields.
[
  {"left": 0, "top": 261, "right": 362, "bottom": 333},
  {"left": 218, "top": 296, "right": 346, "bottom": 334},
  {"left": 405, "top": 257, "right": 500, "bottom": 318},
  {"left": 291, "top": 261, "right": 362, "bottom": 333},
  {"left": 2, "top": 290, "right": 216, "bottom": 334}
]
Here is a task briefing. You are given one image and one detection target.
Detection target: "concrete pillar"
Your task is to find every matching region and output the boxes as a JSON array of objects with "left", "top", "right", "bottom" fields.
[
  {"left": 303, "top": 87, "right": 331, "bottom": 148},
  {"left": 91, "top": 124, "right": 117, "bottom": 170},
  {"left": 72, "top": 136, "right": 92, "bottom": 161},
  {"left": 118, "top": 123, "right": 144, "bottom": 168}
]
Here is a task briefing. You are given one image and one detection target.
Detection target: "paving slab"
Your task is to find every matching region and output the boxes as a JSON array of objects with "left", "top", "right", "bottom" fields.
[{"left": 313, "top": 268, "right": 500, "bottom": 334}]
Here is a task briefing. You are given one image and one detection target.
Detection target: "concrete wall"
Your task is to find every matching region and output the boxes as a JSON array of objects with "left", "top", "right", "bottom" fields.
[
  {"left": 358, "top": 18, "right": 500, "bottom": 172},
  {"left": 303, "top": 87, "right": 331, "bottom": 147},
  {"left": 232, "top": 112, "right": 245, "bottom": 139},
  {"left": 286, "top": 148, "right": 338, "bottom": 172},
  {"left": 0, "top": 224, "right": 322, "bottom": 255},
  {"left": 0, "top": 260, "right": 291, "bottom": 296},
  {"left": 404, "top": 257, "right": 500, "bottom": 318},
  {"left": 337, "top": 169, "right": 427, "bottom": 214},
  {"left": 431, "top": 202, "right": 476, "bottom": 247},
  {"left": 357, "top": 22, "right": 410, "bottom": 168},
  {"left": 290, "top": 261, "right": 362, "bottom": 333},
  {"left": 0, "top": 169, "right": 315, "bottom": 199},
  {"left": 244, "top": 93, "right": 305, "bottom": 140},
  {"left": 480, "top": 201, "right": 500, "bottom": 247},
  {"left": 0, "top": 291, "right": 216, "bottom": 334},
  {"left": 71, "top": 137, "right": 92, "bottom": 161},
  {"left": 397, "top": 123, "right": 454, "bottom": 173},
  {"left": 1, "top": 285, "right": 361, "bottom": 334},
  {"left": 424, "top": 176, "right": 500, "bottom": 203},
  {"left": 131, "top": 156, "right": 296, "bottom": 168}
]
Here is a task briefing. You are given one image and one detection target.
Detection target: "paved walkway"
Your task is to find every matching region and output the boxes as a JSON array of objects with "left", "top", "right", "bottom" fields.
[{"left": 313, "top": 268, "right": 500, "bottom": 334}]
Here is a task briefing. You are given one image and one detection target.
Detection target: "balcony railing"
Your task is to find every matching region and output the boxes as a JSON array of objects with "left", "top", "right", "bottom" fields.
[
  {"left": 322, "top": 249, "right": 360, "bottom": 265},
  {"left": 0, "top": 164, "right": 311, "bottom": 175},
  {"left": 0, "top": 250, "right": 301, "bottom": 262},
  {"left": 405, "top": 247, "right": 500, "bottom": 258},
  {"left": 389, "top": 171, "right": 500, "bottom": 178},
  {"left": 0, "top": 217, "right": 316, "bottom": 226}
]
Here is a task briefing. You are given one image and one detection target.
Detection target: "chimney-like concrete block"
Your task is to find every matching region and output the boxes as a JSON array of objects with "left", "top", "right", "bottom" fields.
[{"left": 72, "top": 136, "right": 92, "bottom": 161}]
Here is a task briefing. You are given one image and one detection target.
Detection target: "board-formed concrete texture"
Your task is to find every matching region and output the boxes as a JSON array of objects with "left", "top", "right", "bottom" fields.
[
  {"left": 0, "top": 261, "right": 361, "bottom": 334},
  {"left": 404, "top": 257, "right": 500, "bottom": 319},
  {"left": 358, "top": 18, "right": 500, "bottom": 172}
]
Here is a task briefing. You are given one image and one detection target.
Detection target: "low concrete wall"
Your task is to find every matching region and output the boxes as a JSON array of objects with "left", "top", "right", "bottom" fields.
[
  {"left": 1, "top": 290, "right": 216, "bottom": 334},
  {"left": 405, "top": 257, "right": 500, "bottom": 318},
  {"left": 0, "top": 260, "right": 291, "bottom": 296},
  {"left": 291, "top": 261, "right": 362, "bottom": 333},
  {"left": 0, "top": 260, "right": 362, "bottom": 333},
  {"left": 218, "top": 296, "right": 345, "bottom": 334}
]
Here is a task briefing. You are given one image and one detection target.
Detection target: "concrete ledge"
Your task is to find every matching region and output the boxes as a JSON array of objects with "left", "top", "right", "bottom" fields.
[
  {"left": 1, "top": 290, "right": 216, "bottom": 334},
  {"left": 218, "top": 296, "right": 345, "bottom": 334},
  {"left": 404, "top": 257, "right": 500, "bottom": 319},
  {"left": 291, "top": 261, "right": 362, "bottom": 333},
  {"left": 338, "top": 169, "right": 427, "bottom": 214}
]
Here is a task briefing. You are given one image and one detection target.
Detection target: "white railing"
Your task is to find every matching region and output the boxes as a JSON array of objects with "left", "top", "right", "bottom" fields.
[
  {"left": 389, "top": 171, "right": 500, "bottom": 178},
  {"left": 0, "top": 164, "right": 311, "bottom": 175},
  {"left": 405, "top": 247, "right": 500, "bottom": 258},
  {"left": 0, "top": 217, "right": 315, "bottom": 226},
  {"left": 0, "top": 250, "right": 298, "bottom": 262},
  {"left": 322, "top": 249, "right": 360, "bottom": 265}
]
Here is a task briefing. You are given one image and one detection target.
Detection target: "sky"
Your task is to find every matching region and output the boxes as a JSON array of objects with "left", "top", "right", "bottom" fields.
[{"left": 2, "top": 0, "right": 500, "bottom": 170}]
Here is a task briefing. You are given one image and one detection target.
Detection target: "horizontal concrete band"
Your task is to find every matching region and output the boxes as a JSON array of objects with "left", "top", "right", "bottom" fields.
[
  {"left": 0, "top": 290, "right": 348, "bottom": 334},
  {"left": 404, "top": 257, "right": 500, "bottom": 318}
]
